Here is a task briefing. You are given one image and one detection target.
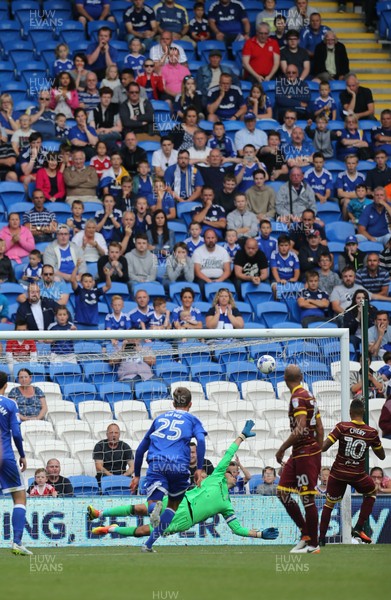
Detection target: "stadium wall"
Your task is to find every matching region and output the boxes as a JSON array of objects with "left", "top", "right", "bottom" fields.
[{"left": 0, "top": 496, "right": 390, "bottom": 547}]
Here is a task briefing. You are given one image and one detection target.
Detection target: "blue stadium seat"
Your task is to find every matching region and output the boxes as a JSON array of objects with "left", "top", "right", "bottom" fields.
[
  {"left": 69, "top": 475, "right": 100, "bottom": 497},
  {"left": 132, "top": 282, "right": 165, "bottom": 300},
  {"left": 155, "top": 361, "right": 190, "bottom": 385},
  {"left": 49, "top": 363, "right": 82, "bottom": 388},
  {"left": 100, "top": 282, "right": 130, "bottom": 302},
  {"left": 176, "top": 201, "right": 202, "bottom": 227},
  {"left": 178, "top": 342, "right": 211, "bottom": 366},
  {"left": 175, "top": 39, "right": 196, "bottom": 62},
  {"left": 190, "top": 362, "right": 224, "bottom": 392},
  {"left": 249, "top": 342, "right": 283, "bottom": 361},
  {"left": 272, "top": 320, "right": 302, "bottom": 329},
  {"left": 0, "top": 283, "right": 25, "bottom": 304},
  {"left": 134, "top": 380, "right": 168, "bottom": 414},
  {"left": 235, "top": 301, "right": 253, "bottom": 323},
  {"left": 197, "top": 40, "right": 228, "bottom": 63},
  {"left": 168, "top": 221, "right": 187, "bottom": 242},
  {"left": 358, "top": 241, "right": 384, "bottom": 253},
  {"left": 101, "top": 476, "right": 132, "bottom": 496},
  {"left": 214, "top": 345, "right": 248, "bottom": 366},
  {"left": 285, "top": 340, "right": 319, "bottom": 360},
  {"left": 325, "top": 221, "right": 355, "bottom": 242},
  {"left": 192, "top": 301, "right": 211, "bottom": 321},
  {"left": 24, "top": 22, "right": 57, "bottom": 46},
  {"left": 225, "top": 361, "right": 259, "bottom": 387},
  {"left": 0, "top": 61, "right": 16, "bottom": 83},
  {"left": 327, "top": 241, "right": 345, "bottom": 272},
  {"left": 59, "top": 21, "right": 86, "bottom": 47},
  {"left": 0, "top": 182, "right": 26, "bottom": 210},
  {"left": 63, "top": 383, "right": 100, "bottom": 408},
  {"left": 138, "top": 140, "right": 160, "bottom": 165},
  {"left": 256, "top": 301, "right": 289, "bottom": 328},
  {"left": 256, "top": 119, "right": 280, "bottom": 131},
  {"left": 99, "top": 382, "right": 133, "bottom": 407},
  {"left": 0, "top": 323, "right": 16, "bottom": 332},
  {"left": 300, "top": 361, "right": 332, "bottom": 389},
  {"left": 73, "top": 342, "right": 103, "bottom": 355},
  {"left": 42, "top": 140, "right": 62, "bottom": 152},
  {"left": 7, "top": 41, "right": 36, "bottom": 67},
  {"left": 316, "top": 202, "right": 342, "bottom": 225},
  {"left": 282, "top": 295, "right": 302, "bottom": 324},
  {"left": 188, "top": 60, "right": 203, "bottom": 77},
  {"left": 249, "top": 474, "right": 263, "bottom": 494},
  {"left": 169, "top": 281, "right": 201, "bottom": 306},
  {"left": 0, "top": 22, "right": 23, "bottom": 58},
  {"left": 241, "top": 282, "right": 273, "bottom": 311},
  {"left": 0, "top": 81, "right": 29, "bottom": 104},
  {"left": 204, "top": 281, "right": 237, "bottom": 302},
  {"left": 83, "top": 362, "right": 116, "bottom": 386}
]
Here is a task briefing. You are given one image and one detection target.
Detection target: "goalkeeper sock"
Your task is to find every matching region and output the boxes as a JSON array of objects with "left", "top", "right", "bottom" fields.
[
  {"left": 12, "top": 504, "right": 26, "bottom": 545},
  {"left": 102, "top": 505, "right": 134, "bottom": 518},
  {"left": 112, "top": 526, "right": 138, "bottom": 537},
  {"left": 356, "top": 496, "right": 375, "bottom": 529},
  {"left": 147, "top": 502, "right": 156, "bottom": 515},
  {"left": 304, "top": 501, "right": 319, "bottom": 547},
  {"left": 319, "top": 504, "right": 333, "bottom": 539},
  {"left": 145, "top": 508, "right": 175, "bottom": 549},
  {"left": 279, "top": 496, "right": 307, "bottom": 535}
]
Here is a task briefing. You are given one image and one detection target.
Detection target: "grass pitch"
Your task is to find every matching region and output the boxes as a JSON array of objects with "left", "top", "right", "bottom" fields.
[{"left": 0, "top": 545, "right": 387, "bottom": 600}]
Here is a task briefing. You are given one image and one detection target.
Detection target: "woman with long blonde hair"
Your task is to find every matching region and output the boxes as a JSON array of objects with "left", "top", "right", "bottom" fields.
[{"left": 205, "top": 288, "right": 244, "bottom": 329}]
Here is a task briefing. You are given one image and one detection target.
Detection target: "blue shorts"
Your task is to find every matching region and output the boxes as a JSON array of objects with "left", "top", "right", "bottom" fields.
[
  {"left": 0, "top": 458, "right": 24, "bottom": 493},
  {"left": 145, "top": 460, "right": 190, "bottom": 502}
]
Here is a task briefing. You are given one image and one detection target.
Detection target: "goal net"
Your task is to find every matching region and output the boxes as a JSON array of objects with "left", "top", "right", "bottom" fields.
[{"left": 0, "top": 327, "right": 354, "bottom": 548}]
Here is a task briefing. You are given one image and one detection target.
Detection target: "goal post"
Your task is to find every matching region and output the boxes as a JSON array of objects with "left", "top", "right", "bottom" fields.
[{"left": 0, "top": 326, "right": 352, "bottom": 546}]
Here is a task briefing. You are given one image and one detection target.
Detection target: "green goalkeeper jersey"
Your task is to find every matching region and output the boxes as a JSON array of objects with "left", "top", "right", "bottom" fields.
[{"left": 167, "top": 442, "right": 252, "bottom": 537}]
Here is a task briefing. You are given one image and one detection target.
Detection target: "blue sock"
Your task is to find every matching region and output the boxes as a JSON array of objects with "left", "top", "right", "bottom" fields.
[
  {"left": 145, "top": 508, "right": 175, "bottom": 549},
  {"left": 13, "top": 504, "right": 26, "bottom": 545},
  {"left": 147, "top": 502, "right": 156, "bottom": 515}
]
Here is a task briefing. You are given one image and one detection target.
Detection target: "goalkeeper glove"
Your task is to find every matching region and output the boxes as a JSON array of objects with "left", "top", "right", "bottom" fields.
[
  {"left": 241, "top": 420, "right": 256, "bottom": 438},
  {"left": 256, "top": 527, "right": 279, "bottom": 540}
]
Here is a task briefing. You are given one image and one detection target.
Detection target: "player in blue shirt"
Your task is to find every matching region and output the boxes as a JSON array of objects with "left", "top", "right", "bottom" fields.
[
  {"left": 71, "top": 264, "right": 111, "bottom": 328},
  {"left": 304, "top": 152, "right": 334, "bottom": 204},
  {"left": 130, "top": 386, "right": 207, "bottom": 552},
  {"left": 0, "top": 371, "right": 32, "bottom": 555}
]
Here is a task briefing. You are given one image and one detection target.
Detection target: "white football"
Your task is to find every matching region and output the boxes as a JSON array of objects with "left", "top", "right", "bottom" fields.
[{"left": 257, "top": 355, "right": 276, "bottom": 374}]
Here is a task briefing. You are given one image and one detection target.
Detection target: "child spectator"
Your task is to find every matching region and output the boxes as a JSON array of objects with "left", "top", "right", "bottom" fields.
[
  {"left": 336, "top": 154, "right": 365, "bottom": 220},
  {"left": 270, "top": 14, "right": 287, "bottom": 48},
  {"left": 305, "top": 116, "right": 341, "bottom": 160},
  {"left": 54, "top": 113, "right": 70, "bottom": 139},
  {"left": 223, "top": 229, "right": 241, "bottom": 262},
  {"left": 21, "top": 250, "right": 43, "bottom": 284},
  {"left": 151, "top": 178, "right": 176, "bottom": 220},
  {"left": 257, "top": 130, "right": 288, "bottom": 182},
  {"left": 95, "top": 194, "right": 122, "bottom": 243},
  {"left": 66, "top": 200, "right": 87, "bottom": 237},
  {"left": 136, "top": 60, "right": 164, "bottom": 101},
  {"left": 5, "top": 320, "right": 38, "bottom": 373},
  {"left": 100, "top": 151, "right": 130, "bottom": 198},
  {"left": 297, "top": 270, "right": 330, "bottom": 327},
  {"left": 235, "top": 145, "right": 267, "bottom": 193},
  {"left": 256, "top": 219, "right": 277, "bottom": 263},
  {"left": 184, "top": 221, "right": 204, "bottom": 257},
  {"left": 132, "top": 160, "right": 154, "bottom": 206},
  {"left": 270, "top": 234, "right": 300, "bottom": 295},
  {"left": 53, "top": 43, "right": 73, "bottom": 75},
  {"left": 48, "top": 306, "right": 77, "bottom": 362},
  {"left": 90, "top": 141, "right": 111, "bottom": 179},
  {"left": 101, "top": 64, "right": 121, "bottom": 91},
  {"left": 28, "top": 469, "right": 57, "bottom": 497},
  {"left": 105, "top": 295, "right": 130, "bottom": 334},
  {"left": 142, "top": 297, "right": 171, "bottom": 330},
  {"left": 133, "top": 196, "right": 152, "bottom": 235},
  {"left": 312, "top": 81, "right": 337, "bottom": 121},
  {"left": 318, "top": 252, "right": 341, "bottom": 296},
  {"left": 71, "top": 264, "right": 112, "bottom": 328},
  {"left": 174, "top": 76, "right": 204, "bottom": 121},
  {"left": 11, "top": 114, "right": 35, "bottom": 157},
  {"left": 304, "top": 151, "right": 334, "bottom": 204},
  {"left": 123, "top": 38, "right": 145, "bottom": 77},
  {"left": 189, "top": 2, "right": 211, "bottom": 43},
  {"left": 347, "top": 183, "right": 372, "bottom": 225},
  {"left": 246, "top": 83, "right": 273, "bottom": 120},
  {"left": 207, "top": 121, "right": 236, "bottom": 159},
  {"left": 115, "top": 175, "right": 137, "bottom": 213}
]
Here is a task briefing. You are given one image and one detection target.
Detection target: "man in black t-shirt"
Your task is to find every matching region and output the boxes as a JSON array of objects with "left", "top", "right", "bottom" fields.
[
  {"left": 233, "top": 237, "right": 269, "bottom": 296},
  {"left": 339, "top": 74, "right": 375, "bottom": 120},
  {"left": 46, "top": 458, "right": 74, "bottom": 497},
  {"left": 93, "top": 423, "right": 134, "bottom": 484}
]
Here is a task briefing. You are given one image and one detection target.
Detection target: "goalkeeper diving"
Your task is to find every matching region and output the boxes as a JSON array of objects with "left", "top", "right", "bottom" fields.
[{"left": 88, "top": 421, "right": 279, "bottom": 542}]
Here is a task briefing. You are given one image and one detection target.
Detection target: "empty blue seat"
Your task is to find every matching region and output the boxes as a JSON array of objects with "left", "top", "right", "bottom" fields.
[
  {"left": 134, "top": 380, "right": 168, "bottom": 414},
  {"left": 190, "top": 362, "right": 224, "bottom": 391},
  {"left": 101, "top": 475, "right": 132, "bottom": 496},
  {"left": 325, "top": 221, "right": 355, "bottom": 243},
  {"left": 316, "top": 202, "right": 342, "bottom": 225},
  {"left": 83, "top": 362, "right": 117, "bottom": 386},
  {"left": 0, "top": 283, "right": 25, "bottom": 304},
  {"left": 49, "top": 364, "right": 82, "bottom": 388},
  {"left": 155, "top": 362, "right": 190, "bottom": 385},
  {"left": 256, "top": 301, "right": 289, "bottom": 328},
  {"left": 225, "top": 361, "right": 258, "bottom": 386},
  {"left": 241, "top": 282, "right": 273, "bottom": 312},
  {"left": 73, "top": 342, "right": 102, "bottom": 355},
  {"left": 0, "top": 22, "right": 23, "bottom": 58},
  {"left": 69, "top": 475, "right": 100, "bottom": 497},
  {"left": 63, "top": 383, "right": 99, "bottom": 407},
  {"left": 178, "top": 342, "right": 210, "bottom": 366},
  {"left": 99, "top": 382, "right": 133, "bottom": 406}
]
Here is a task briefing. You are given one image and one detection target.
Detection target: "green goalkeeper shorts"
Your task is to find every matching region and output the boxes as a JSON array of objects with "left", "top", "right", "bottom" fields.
[{"left": 164, "top": 500, "right": 194, "bottom": 536}]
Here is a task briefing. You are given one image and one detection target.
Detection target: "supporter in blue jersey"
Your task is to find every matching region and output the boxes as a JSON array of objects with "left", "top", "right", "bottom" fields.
[
  {"left": 311, "top": 81, "right": 337, "bottom": 122},
  {"left": 123, "top": 0, "right": 158, "bottom": 50},
  {"left": 223, "top": 229, "right": 241, "bottom": 262},
  {"left": 71, "top": 266, "right": 111, "bottom": 328},
  {"left": 75, "top": 0, "right": 115, "bottom": 27},
  {"left": 105, "top": 295, "right": 130, "bottom": 349},
  {"left": 300, "top": 13, "right": 329, "bottom": 58},
  {"left": 128, "top": 289, "right": 153, "bottom": 329},
  {"left": 48, "top": 306, "right": 77, "bottom": 360},
  {"left": 184, "top": 222, "right": 204, "bottom": 257},
  {"left": 172, "top": 287, "right": 203, "bottom": 329},
  {"left": 256, "top": 219, "right": 277, "bottom": 263},
  {"left": 207, "top": 122, "right": 236, "bottom": 158},
  {"left": 155, "top": 0, "right": 189, "bottom": 38},
  {"left": 270, "top": 234, "right": 300, "bottom": 290},
  {"left": 336, "top": 154, "right": 365, "bottom": 220},
  {"left": 86, "top": 27, "right": 118, "bottom": 80},
  {"left": 142, "top": 297, "right": 171, "bottom": 330},
  {"left": 235, "top": 145, "right": 267, "bottom": 194},
  {"left": 208, "top": 0, "right": 250, "bottom": 45},
  {"left": 0, "top": 371, "right": 31, "bottom": 555},
  {"left": 304, "top": 152, "right": 333, "bottom": 204},
  {"left": 130, "top": 386, "right": 207, "bottom": 551},
  {"left": 207, "top": 73, "right": 247, "bottom": 123}
]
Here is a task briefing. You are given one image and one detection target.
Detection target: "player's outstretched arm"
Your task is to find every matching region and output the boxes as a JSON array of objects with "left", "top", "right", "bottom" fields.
[{"left": 214, "top": 421, "right": 257, "bottom": 477}]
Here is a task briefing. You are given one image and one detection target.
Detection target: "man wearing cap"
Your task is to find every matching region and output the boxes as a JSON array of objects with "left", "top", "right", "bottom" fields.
[
  {"left": 242, "top": 22, "right": 280, "bottom": 83},
  {"left": 355, "top": 253, "right": 391, "bottom": 300},
  {"left": 234, "top": 113, "right": 268, "bottom": 156},
  {"left": 208, "top": 0, "right": 250, "bottom": 47},
  {"left": 43, "top": 224, "right": 87, "bottom": 283},
  {"left": 298, "top": 230, "right": 329, "bottom": 278},
  {"left": 338, "top": 235, "right": 366, "bottom": 273},
  {"left": 280, "top": 30, "right": 311, "bottom": 81},
  {"left": 196, "top": 51, "right": 239, "bottom": 107},
  {"left": 289, "top": 208, "right": 327, "bottom": 252},
  {"left": 207, "top": 73, "right": 247, "bottom": 123}
]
